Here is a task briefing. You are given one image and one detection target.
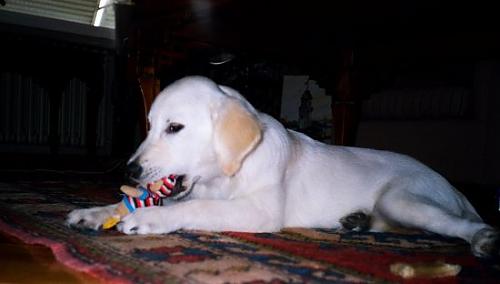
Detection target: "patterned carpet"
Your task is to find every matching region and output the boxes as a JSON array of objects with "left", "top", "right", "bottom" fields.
[{"left": 0, "top": 181, "right": 499, "bottom": 283}]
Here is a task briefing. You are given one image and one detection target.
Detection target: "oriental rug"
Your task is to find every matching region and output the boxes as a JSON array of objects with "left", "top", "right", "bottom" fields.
[{"left": 0, "top": 182, "right": 499, "bottom": 283}]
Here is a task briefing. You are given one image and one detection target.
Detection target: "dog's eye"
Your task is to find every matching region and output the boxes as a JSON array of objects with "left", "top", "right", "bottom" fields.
[{"left": 166, "top": 123, "right": 184, "bottom": 134}]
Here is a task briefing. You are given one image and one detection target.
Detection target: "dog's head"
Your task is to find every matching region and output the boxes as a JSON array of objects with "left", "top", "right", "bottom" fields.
[{"left": 127, "top": 76, "right": 262, "bottom": 188}]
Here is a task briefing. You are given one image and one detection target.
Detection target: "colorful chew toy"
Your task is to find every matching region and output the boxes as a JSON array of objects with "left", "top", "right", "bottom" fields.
[{"left": 102, "top": 175, "right": 185, "bottom": 229}]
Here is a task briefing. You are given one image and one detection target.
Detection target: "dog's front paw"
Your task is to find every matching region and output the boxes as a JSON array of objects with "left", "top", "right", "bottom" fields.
[
  {"left": 66, "top": 203, "right": 118, "bottom": 230},
  {"left": 117, "top": 207, "right": 178, "bottom": 235}
]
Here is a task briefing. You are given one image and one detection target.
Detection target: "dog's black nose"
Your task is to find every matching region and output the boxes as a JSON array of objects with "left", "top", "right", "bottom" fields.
[{"left": 125, "top": 160, "right": 143, "bottom": 182}]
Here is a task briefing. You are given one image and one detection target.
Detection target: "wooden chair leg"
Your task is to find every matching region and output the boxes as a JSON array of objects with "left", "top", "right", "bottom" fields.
[
  {"left": 136, "top": 65, "right": 161, "bottom": 138},
  {"left": 332, "top": 49, "right": 360, "bottom": 146}
]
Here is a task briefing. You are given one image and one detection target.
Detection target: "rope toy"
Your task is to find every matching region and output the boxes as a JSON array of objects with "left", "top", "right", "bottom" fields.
[{"left": 102, "top": 175, "right": 186, "bottom": 229}]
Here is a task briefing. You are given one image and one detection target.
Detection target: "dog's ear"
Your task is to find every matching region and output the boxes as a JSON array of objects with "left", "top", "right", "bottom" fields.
[{"left": 214, "top": 99, "right": 262, "bottom": 176}]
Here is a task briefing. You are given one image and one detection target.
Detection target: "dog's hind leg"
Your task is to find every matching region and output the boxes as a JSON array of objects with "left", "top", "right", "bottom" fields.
[{"left": 374, "top": 182, "right": 499, "bottom": 258}]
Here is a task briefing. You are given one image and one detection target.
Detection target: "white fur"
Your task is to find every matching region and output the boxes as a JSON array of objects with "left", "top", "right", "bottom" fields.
[{"left": 67, "top": 76, "right": 498, "bottom": 257}]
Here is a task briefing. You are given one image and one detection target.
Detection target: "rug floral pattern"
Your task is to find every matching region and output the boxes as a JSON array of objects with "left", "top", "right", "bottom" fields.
[{"left": 0, "top": 182, "right": 499, "bottom": 283}]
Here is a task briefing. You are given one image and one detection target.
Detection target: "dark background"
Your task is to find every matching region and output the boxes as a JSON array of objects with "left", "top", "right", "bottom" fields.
[{"left": 0, "top": 1, "right": 499, "bottom": 224}]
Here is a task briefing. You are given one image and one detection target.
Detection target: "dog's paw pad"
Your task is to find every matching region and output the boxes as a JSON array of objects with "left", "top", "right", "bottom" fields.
[
  {"left": 471, "top": 228, "right": 500, "bottom": 259},
  {"left": 339, "top": 211, "right": 371, "bottom": 232}
]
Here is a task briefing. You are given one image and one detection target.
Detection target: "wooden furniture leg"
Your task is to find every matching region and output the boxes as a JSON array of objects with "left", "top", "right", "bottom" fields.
[
  {"left": 136, "top": 65, "right": 160, "bottom": 136},
  {"left": 332, "top": 49, "right": 360, "bottom": 146}
]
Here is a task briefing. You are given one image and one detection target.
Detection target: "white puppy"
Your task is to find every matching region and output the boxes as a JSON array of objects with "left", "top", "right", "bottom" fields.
[{"left": 67, "top": 76, "right": 499, "bottom": 258}]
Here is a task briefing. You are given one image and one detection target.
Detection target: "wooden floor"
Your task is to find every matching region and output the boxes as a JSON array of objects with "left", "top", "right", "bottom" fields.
[{"left": 0, "top": 232, "right": 102, "bottom": 284}]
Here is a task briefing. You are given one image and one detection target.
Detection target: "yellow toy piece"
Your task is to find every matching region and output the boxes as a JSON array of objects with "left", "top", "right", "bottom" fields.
[{"left": 102, "top": 177, "right": 181, "bottom": 230}]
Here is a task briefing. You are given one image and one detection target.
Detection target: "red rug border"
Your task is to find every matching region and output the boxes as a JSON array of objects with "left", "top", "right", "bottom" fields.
[{"left": 0, "top": 218, "right": 131, "bottom": 284}]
